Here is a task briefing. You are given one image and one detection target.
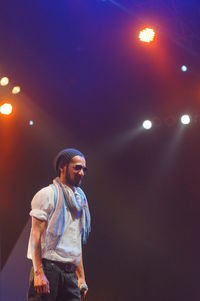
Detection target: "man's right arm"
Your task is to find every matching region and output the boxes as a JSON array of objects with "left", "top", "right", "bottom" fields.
[{"left": 30, "top": 216, "right": 50, "bottom": 294}]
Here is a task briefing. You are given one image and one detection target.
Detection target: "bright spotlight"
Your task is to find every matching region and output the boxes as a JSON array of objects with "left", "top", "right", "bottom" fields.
[
  {"left": 181, "top": 65, "right": 187, "bottom": 72},
  {"left": 29, "top": 120, "right": 34, "bottom": 126},
  {"left": 180, "top": 114, "right": 190, "bottom": 125},
  {"left": 12, "top": 86, "right": 21, "bottom": 94},
  {"left": 139, "top": 28, "right": 155, "bottom": 43},
  {"left": 0, "top": 103, "right": 13, "bottom": 115},
  {"left": 143, "top": 120, "right": 152, "bottom": 130},
  {"left": 0, "top": 77, "right": 9, "bottom": 86}
]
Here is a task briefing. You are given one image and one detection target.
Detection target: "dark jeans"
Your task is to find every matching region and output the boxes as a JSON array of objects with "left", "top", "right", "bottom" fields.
[{"left": 27, "top": 259, "right": 81, "bottom": 301}]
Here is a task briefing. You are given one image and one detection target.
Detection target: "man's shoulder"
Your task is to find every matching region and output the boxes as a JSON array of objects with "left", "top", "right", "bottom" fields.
[
  {"left": 30, "top": 185, "right": 55, "bottom": 217},
  {"left": 33, "top": 185, "right": 54, "bottom": 200}
]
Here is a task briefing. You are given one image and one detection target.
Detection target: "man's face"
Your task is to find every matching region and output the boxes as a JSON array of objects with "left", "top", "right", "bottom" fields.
[{"left": 63, "top": 155, "right": 87, "bottom": 187}]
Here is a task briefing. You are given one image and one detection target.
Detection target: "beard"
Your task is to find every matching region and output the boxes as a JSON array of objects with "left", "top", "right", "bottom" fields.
[{"left": 66, "top": 170, "right": 81, "bottom": 187}]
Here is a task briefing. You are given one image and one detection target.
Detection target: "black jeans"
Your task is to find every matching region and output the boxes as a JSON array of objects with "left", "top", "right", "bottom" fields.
[{"left": 27, "top": 259, "right": 81, "bottom": 301}]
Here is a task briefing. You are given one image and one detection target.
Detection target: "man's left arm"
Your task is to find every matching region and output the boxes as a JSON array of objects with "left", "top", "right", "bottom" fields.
[{"left": 76, "top": 255, "right": 88, "bottom": 299}]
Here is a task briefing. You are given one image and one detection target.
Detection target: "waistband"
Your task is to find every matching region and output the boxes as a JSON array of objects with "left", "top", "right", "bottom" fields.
[{"left": 42, "top": 258, "right": 76, "bottom": 273}]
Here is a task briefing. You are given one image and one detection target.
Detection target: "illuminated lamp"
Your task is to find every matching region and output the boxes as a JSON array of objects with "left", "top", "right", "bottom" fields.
[
  {"left": 12, "top": 86, "right": 21, "bottom": 94},
  {"left": 0, "top": 77, "right": 9, "bottom": 86},
  {"left": 0, "top": 103, "right": 13, "bottom": 115},
  {"left": 180, "top": 114, "right": 190, "bottom": 125},
  {"left": 143, "top": 120, "right": 152, "bottom": 130},
  {"left": 139, "top": 28, "right": 155, "bottom": 43}
]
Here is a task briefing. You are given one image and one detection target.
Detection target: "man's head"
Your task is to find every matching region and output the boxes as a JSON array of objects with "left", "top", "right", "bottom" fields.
[{"left": 55, "top": 148, "right": 87, "bottom": 187}]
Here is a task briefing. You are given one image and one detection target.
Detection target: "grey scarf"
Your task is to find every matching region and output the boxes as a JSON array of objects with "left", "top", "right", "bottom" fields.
[{"left": 46, "top": 177, "right": 91, "bottom": 250}]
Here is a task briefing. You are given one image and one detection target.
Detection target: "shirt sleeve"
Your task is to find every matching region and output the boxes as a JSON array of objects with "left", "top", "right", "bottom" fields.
[{"left": 30, "top": 186, "right": 54, "bottom": 221}]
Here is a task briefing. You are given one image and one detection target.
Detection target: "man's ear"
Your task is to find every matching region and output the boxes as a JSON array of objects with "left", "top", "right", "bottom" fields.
[
  {"left": 60, "top": 164, "right": 68, "bottom": 175},
  {"left": 59, "top": 165, "right": 65, "bottom": 176}
]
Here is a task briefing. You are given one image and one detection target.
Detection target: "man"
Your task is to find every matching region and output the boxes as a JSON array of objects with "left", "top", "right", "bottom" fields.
[{"left": 27, "top": 148, "right": 91, "bottom": 301}]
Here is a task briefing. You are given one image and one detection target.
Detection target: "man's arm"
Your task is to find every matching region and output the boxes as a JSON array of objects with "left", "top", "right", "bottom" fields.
[
  {"left": 76, "top": 255, "right": 88, "bottom": 299},
  {"left": 30, "top": 216, "right": 50, "bottom": 294}
]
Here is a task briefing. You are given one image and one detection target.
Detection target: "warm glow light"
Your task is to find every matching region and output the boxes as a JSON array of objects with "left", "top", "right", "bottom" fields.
[
  {"left": 29, "top": 120, "right": 34, "bottom": 126},
  {"left": 12, "top": 86, "right": 21, "bottom": 94},
  {"left": 0, "top": 103, "right": 13, "bottom": 115},
  {"left": 143, "top": 120, "right": 152, "bottom": 130},
  {"left": 139, "top": 28, "right": 155, "bottom": 43},
  {"left": 0, "top": 77, "right": 9, "bottom": 86},
  {"left": 181, "top": 114, "right": 190, "bottom": 125}
]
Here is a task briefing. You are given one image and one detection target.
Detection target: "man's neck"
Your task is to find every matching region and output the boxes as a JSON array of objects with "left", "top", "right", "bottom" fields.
[{"left": 59, "top": 176, "right": 74, "bottom": 191}]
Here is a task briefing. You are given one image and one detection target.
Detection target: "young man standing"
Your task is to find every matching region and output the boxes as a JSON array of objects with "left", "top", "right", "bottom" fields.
[{"left": 27, "top": 148, "right": 91, "bottom": 301}]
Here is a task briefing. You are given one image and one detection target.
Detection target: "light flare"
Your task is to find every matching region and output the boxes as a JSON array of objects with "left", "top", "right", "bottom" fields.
[
  {"left": 0, "top": 103, "right": 13, "bottom": 115},
  {"left": 0, "top": 77, "right": 9, "bottom": 86},
  {"left": 143, "top": 120, "right": 152, "bottom": 130},
  {"left": 139, "top": 27, "right": 155, "bottom": 43}
]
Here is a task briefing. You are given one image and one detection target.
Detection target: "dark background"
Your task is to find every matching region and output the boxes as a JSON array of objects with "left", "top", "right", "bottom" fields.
[{"left": 1, "top": 1, "right": 200, "bottom": 300}]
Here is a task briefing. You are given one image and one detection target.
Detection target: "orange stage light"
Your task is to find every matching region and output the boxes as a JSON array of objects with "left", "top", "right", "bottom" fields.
[
  {"left": 139, "top": 27, "right": 155, "bottom": 43},
  {"left": 0, "top": 103, "right": 13, "bottom": 115}
]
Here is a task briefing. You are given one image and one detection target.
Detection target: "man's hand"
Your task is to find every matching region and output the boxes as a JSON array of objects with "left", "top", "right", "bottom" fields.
[
  {"left": 34, "top": 270, "right": 50, "bottom": 294},
  {"left": 76, "top": 256, "right": 88, "bottom": 299},
  {"left": 78, "top": 277, "right": 88, "bottom": 300}
]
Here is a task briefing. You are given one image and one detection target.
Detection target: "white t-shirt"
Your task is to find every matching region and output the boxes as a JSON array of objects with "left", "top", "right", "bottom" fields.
[{"left": 27, "top": 185, "right": 82, "bottom": 265}]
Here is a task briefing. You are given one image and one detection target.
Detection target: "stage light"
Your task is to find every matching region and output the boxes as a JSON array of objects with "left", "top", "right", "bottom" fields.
[
  {"left": 29, "top": 120, "right": 34, "bottom": 126},
  {"left": 181, "top": 65, "right": 187, "bottom": 72},
  {"left": 12, "top": 86, "right": 21, "bottom": 94},
  {"left": 0, "top": 77, "right": 9, "bottom": 86},
  {"left": 143, "top": 120, "right": 152, "bottom": 130},
  {"left": 0, "top": 103, "right": 13, "bottom": 115},
  {"left": 180, "top": 114, "right": 190, "bottom": 125},
  {"left": 139, "top": 28, "right": 155, "bottom": 43}
]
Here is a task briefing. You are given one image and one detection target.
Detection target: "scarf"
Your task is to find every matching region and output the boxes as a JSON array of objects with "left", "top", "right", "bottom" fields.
[{"left": 45, "top": 177, "right": 91, "bottom": 250}]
